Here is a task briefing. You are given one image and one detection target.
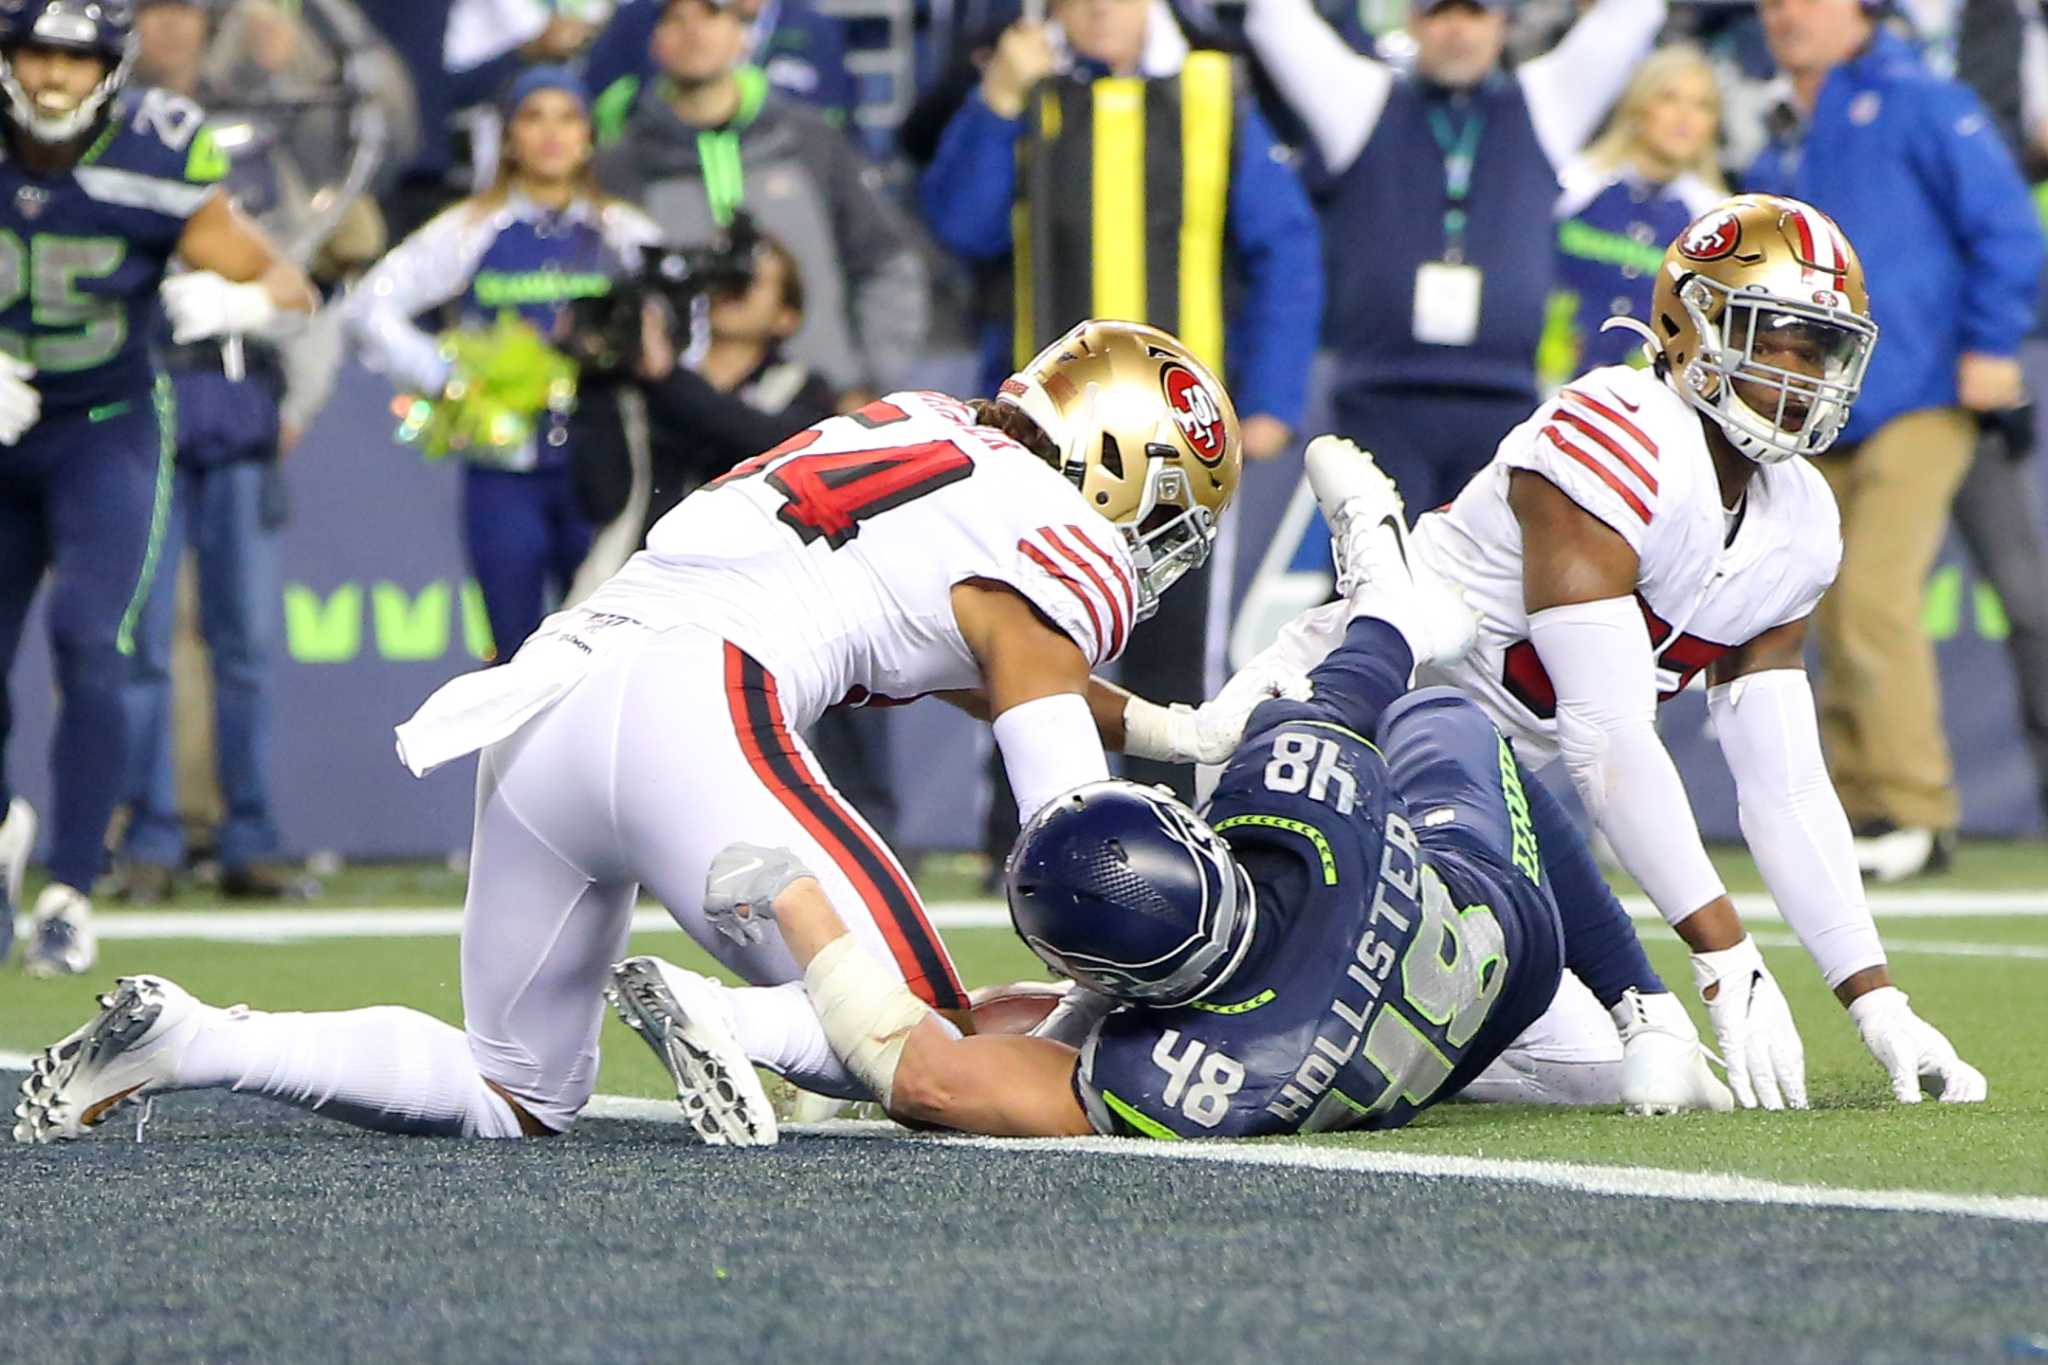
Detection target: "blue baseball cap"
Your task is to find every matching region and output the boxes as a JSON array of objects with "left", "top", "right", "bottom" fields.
[
  {"left": 502, "top": 64, "right": 590, "bottom": 120},
  {"left": 1416, "top": 0, "right": 1511, "bottom": 12}
]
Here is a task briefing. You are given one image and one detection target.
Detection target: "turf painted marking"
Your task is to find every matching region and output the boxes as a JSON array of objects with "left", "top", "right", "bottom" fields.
[
  {"left": 584, "top": 1093, "right": 2048, "bottom": 1226},
  {"left": 33, "top": 890, "right": 2048, "bottom": 945},
  {"left": 6, "top": 1054, "right": 2039, "bottom": 1226}
]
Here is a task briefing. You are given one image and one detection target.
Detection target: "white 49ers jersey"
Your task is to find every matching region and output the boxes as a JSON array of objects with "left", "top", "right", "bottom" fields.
[
  {"left": 1412, "top": 363, "right": 1842, "bottom": 758},
  {"left": 586, "top": 390, "right": 1141, "bottom": 727}
]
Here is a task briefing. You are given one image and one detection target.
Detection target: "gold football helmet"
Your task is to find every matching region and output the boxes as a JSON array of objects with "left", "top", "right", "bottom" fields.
[
  {"left": 998, "top": 320, "right": 1242, "bottom": 619},
  {"left": 1643, "top": 193, "right": 1878, "bottom": 463}
]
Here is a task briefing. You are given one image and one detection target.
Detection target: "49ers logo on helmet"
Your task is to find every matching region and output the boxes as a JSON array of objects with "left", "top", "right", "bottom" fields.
[
  {"left": 1161, "top": 362, "right": 1226, "bottom": 465},
  {"left": 1678, "top": 211, "right": 1742, "bottom": 262}
]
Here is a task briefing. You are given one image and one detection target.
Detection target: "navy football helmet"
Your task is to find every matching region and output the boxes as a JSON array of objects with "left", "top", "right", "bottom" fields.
[
  {"left": 1006, "top": 780, "right": 1258, "bottom": 1008},
  {"left": 0, "top": 0, "right": 135, "bottom": 143}
]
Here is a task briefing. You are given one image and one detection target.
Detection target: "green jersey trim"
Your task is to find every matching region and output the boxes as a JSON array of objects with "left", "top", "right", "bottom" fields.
[
  {"left": 1100, "top": 1089, "right": 1180, "bottom": 1141},
  {"left": 1188, "top": 989, "right": 1276, "bottom": 1016},
  {"left": 1213, "top": 814, "right": 1338, "bottom": 885}
]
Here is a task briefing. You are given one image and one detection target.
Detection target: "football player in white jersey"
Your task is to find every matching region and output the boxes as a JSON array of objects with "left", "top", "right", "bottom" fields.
[
  {"left": 16, "top": 320, "right": 1278, "bottom": 1145},
  {"left": 1279, "top": 195, "right": 1983, "bottom": 1110}
]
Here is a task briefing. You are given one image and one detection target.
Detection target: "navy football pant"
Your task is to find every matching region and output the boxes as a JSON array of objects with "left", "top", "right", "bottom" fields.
[
  {"left": 0, "top": 385, "right": 173, "bottom": 891},
  {"left": 1304, "top": 617, "right": 1664, "bottom": 1009},
  {"left": 463, "top": 464, "right": 592, "bottom": 663}
]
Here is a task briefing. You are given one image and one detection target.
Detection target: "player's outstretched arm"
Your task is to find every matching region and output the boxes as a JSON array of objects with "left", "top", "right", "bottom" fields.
[
  {"left": 165, "top": 193, "right": 317, "bottom": 344},
  {"left": 1512, "top": 470, "right": 1808, "bottom": 1109},
  {"left": 705, "top": 844, "right": 1095, "bottom": 1137},
  {"left": 955, "top": 580, "right": 1111, "bottom": 821},
  {"left": 1708, "top": 623, "right": 1986, "bottom": 1103}
]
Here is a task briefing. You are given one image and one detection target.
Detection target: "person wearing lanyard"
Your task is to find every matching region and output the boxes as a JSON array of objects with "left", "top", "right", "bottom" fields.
[
  {"left": 1243, "top": 0, "right": 1665, "bottom": 512},
  {"left": 583, "top": 0, "right": 856, "bottom": 132},
  {"left": 595, "top": 0, "right": 929, "bottom": 401}
]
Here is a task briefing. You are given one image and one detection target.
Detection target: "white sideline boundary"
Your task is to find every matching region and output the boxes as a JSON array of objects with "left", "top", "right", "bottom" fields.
[
  {"left": 3, "top": 1051, "right": 2039, "bottom": 1225},
  {"left": 30, "top": 889, "right": 2048, "bottom": 945}
]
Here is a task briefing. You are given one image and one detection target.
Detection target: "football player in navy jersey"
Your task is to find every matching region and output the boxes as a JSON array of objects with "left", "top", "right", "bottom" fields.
[
  {"left": 611, "top": 440, "right": 1734, "bottom": 1141},
  {"left": 0, "top": 0, "right": 313, "bottom": 974}
]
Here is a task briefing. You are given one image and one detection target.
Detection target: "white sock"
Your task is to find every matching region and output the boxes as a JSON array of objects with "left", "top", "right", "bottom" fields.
[
  {"left": 724, "top": 981, "right": 867, "bottom": 1101},
  {"left": 174, "top": 1005, "right": 525, "bottom": 1138}
]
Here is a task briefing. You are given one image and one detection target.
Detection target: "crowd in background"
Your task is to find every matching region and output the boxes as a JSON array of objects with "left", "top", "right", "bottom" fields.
[{"left": 95, "top": 0, "right": 2048, "bottom": 900}]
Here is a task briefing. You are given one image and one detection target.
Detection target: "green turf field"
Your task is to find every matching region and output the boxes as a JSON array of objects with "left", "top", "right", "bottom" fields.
[{"left": 6, "top": 844, "right": 2045, "bottom": 1199}]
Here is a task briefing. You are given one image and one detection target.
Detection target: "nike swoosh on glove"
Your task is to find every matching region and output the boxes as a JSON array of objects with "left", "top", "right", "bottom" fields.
[
  {"left": 701, "top": 841, "right": 812, "bottom": 946},
  {"left": 160, "top": 271, "right": 279, "bottom": 345},
  {"left": 1690, "top": 935, "right": 1808, "bottom": 1110},
  {"left": 1848, "top": 985, "right": 1987, "bottom": 1103},
  {"left": 0, "top": 353, "right": 39, "bottom": 445}
]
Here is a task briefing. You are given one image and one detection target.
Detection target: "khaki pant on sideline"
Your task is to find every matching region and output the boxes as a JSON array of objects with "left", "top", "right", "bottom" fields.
[{"left": 1811, "top": 406, "right": 1975, "bottom": 830}]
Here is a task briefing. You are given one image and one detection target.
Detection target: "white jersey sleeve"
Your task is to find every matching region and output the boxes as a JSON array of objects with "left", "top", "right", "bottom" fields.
[
  {"left": 1004, "top": 518, "right": 1142, "bottom": 667},
  {"left": 1499, "top": 371, "right": 1673, "bottom": 557}
]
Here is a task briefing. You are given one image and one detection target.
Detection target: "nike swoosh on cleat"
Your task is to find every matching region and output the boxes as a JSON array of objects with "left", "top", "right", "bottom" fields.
[
  {"left": 1377, "top": 514, "right": 1410, "bottom": 572},
  {"left": 80, "top": 1084, "right": 143, "bottom": 1126}
]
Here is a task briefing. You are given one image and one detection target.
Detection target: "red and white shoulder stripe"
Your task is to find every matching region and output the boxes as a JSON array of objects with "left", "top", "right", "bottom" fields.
[
  {"left": 1015, "top": 523, "right": 1140, "bottom": 663},
  {"left": 1540, "top": 384, "right": 1663, "bottom": 525}
]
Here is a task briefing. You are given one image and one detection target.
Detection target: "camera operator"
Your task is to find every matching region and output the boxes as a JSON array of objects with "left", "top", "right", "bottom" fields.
[
  {"left": 627, "top": 231, "right": 835, "bottom": 527},
  {"left": 571, "top": 224, "right": 901, "bottom": 844}
]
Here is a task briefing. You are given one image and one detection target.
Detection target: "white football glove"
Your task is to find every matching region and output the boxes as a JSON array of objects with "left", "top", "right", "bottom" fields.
[
  {"left": 1847, "top": 986, "right": 1987, "bottom": 1104},
  {"left": 1123, "top": 657, "right": 1314, "bottom": 765},
  {"left": 1689, "top": 935, "right": 1808, "bottom": 1110},
  {"left": 701, "top": 842, "right": 811, "bottom": 947},
  {"left": 161, "top": 271, "right": 279, "bottom": 345},
  {"left": 0, "top": 353, "right": 40, "bottom": 446}
]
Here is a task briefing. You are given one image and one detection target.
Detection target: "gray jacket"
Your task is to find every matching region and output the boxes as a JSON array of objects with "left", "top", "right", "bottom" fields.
[{"left": 598, "top": 80, "right": 929, "bottom": 392}]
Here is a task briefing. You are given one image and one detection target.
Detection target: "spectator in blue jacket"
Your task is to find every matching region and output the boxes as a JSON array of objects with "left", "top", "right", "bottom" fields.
[
  {"left": 1747, "top": 0, "right": 2046, "bottom": 879},
  {"left": 918, "top": 0, "right": 1321, "bottom": 464}
]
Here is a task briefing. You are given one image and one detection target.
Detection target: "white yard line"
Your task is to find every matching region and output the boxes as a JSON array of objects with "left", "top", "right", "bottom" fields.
[
  {"left": 23, "top": 890, "right": 2048, "bottom": 945},
  {"left": 5, "top": 1053, "right": 2039, "bottom": 1225}
]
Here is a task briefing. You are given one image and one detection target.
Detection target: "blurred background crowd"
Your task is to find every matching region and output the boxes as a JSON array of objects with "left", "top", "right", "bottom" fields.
[{"left": 26, "top": 0, "right": 2048, "bottom": 902}]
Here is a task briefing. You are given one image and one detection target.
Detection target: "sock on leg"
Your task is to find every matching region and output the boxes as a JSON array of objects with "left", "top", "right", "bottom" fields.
[
  {"left": 724, "top": 981, "right": 868, "bottom": 1101},
  {"left": 175, "top": 1005, "right": 525, "bottom": 1138},
  {"left": 1522, "top": 771, "right": 1666, "bottom": 1009}
]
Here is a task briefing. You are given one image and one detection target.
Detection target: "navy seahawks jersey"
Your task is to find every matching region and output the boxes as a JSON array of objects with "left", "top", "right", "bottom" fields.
[
  {"left": 0, "top": 86, "right": 225, "bottom": 412},
  {"left": 1074, "top": 701, "right": 1565, "bottom": 1139}
]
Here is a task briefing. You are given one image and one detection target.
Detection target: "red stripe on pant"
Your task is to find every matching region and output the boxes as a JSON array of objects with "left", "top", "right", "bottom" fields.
[{"left": 722, "top": 643, "right": 966, "bottom": 1010}]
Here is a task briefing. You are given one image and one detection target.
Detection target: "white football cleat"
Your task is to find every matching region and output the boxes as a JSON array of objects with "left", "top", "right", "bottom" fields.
[
  {"left": 24, "top": 882, "right": 96, "bottom": 978},
  {"left": 14, "top": 975, "right": 206, "bottom": 1143},
  {"left": 1304, "top": 434, "right": 1477, "bottom": 668},
  {"left": 606, "top": 956, "right": 779, "bottom": 1146},
  {"left": 1611, "top": 988, "right": 1734, "bottom": 1116},
  {"left": 0, "top": 796, "right": 34, "bottom": 963}
]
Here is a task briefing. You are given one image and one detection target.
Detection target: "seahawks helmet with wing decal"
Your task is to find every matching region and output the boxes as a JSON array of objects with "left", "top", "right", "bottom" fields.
[{"left": 1006, "top": 779, "right": 1258, "bottom": 1008}]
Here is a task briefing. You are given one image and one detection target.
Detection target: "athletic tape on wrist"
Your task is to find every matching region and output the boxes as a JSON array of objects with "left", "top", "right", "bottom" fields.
[{"left": 801, "top": 934, "right": 932, "bottom": 1110}]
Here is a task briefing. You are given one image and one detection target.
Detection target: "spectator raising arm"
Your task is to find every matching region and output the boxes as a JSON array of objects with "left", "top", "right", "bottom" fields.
[
  {"left": 1241, "top": 0, "right": 1393, "bottom": 175},
  {"left": 1517, "top": 0, "right": 1671, "bottom": 168}
]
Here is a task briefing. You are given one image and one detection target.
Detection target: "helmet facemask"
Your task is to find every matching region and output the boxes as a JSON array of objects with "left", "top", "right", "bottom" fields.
[
  {"left": 1674, "top": 273, "right": 1876, "bottom": 464},
  {"left": 0, "top": 41, "right": 129, "bottom": 143}
]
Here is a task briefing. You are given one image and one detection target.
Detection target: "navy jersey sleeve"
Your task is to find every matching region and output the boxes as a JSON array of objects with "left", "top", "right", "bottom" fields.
[{"left": 87, "top": 87, "right": 230, "bottom": 237}]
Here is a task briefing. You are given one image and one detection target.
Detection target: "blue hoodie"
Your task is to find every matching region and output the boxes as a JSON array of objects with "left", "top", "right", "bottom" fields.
[{"left": 1746, "top": 30, "right": 2044, "bottom": 440}]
